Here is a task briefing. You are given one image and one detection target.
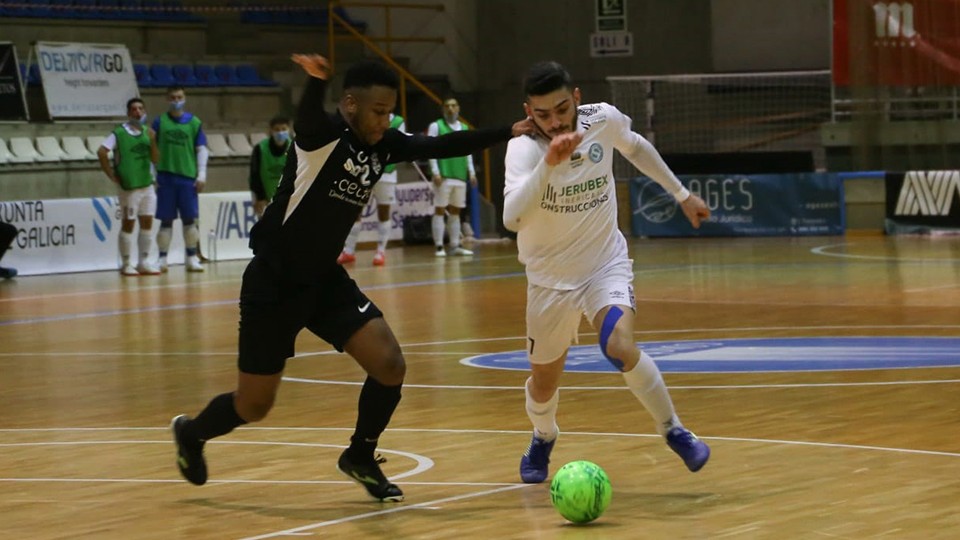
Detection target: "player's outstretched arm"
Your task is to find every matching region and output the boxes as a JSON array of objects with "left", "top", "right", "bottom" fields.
[
  {"left": 393, "top": 118, "right": 536, "bottom": 163},
  {"left": 290, "top": 54, "right": 334, "bottom": 150}
]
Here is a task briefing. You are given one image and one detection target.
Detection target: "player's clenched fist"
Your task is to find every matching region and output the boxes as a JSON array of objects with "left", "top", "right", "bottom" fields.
[{"left": 545, "top": 132, "right": 583, "bottom": 166}]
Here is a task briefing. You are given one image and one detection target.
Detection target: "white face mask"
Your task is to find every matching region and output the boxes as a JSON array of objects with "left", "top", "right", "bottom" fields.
[
  {"left": 169, "top": 99, "right": 186, "bottom": 111},
  {"left": 272, "top": 130, "right": 290, "bottom": 144},
  {"left": 139, "top": 113, "right": 148, "bottom": 124}
]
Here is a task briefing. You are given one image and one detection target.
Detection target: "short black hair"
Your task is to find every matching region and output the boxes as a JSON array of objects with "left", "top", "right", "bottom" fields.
[
  {"left": 343, "top": 61, "right": 399, "bottom": 91},
  {"left": 166, "top": 85, "right": 185, "bottom": 95},
  {"left": 269, "top": 115, "right": 290, "bottom": 127},
  {"left": 523, "top": 61, "right": 572, "bottom": 97},
  {"left": 126, "top": 97, "right": 144, "bottom": 113}
]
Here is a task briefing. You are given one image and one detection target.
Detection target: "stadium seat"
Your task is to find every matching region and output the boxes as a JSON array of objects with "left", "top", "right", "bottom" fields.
[
  {"left": 236, "top": 64, "right": 275, "bottom": 87},
  {"left": 193, "top": 64, "right": 219, "bottom": 87},
  {"left": 28, "top": 64, "right": 41, "bottom": 86},
  {"left": 149, "top": 64, "right": 176, "bottom": 87},
  {"left": 249, "top": 132, "right": 268, "bottom": 145},
  {"left": 133, "top": 64, "right": 154, "bottom": 87},
  {"left": 0, "top": 138, "right": 13, "bottom": 165},
  {"left": 86, "top": 134, "right": 110, "bottom": 158},
  {"left": 172, "top": 64, "right": 199, "bottom": 87},
  {"left": 35, "top": 136, "right": 68, "bottom": 161},
  {"left": 70, "top": 0, "right": 101, "bottom": 19},
  {"left": 117, "top": 0, "right": 144, "bottom": 20},
  {"left": 227, "top": 133, "right": 253, "bottom": 155},
  {"left": 62, "top": 136, "right": 97, "bottom": 161},
  {"left": 213, "top": 64, "right": 238, "bottom": 86},
  {"left": 10, "top": 137, "right": 50, "bottom": 163},
  {"left": 205, "top": 133, "right": 235, "bottom": 157}
]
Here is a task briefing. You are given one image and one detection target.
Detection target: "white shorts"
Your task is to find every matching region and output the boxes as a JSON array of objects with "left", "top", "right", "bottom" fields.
[
  {"left": 119, "top": 185, "right": 157, "bottom": 221},
  {"left": 434, "top": 179, "right": 467, "bottom": 208},
  {"left": 372, "top": 172, "right": 397, "bottom": 206},
  {"left": 525, "top": 259, "right": 636, "bottom": 364}
]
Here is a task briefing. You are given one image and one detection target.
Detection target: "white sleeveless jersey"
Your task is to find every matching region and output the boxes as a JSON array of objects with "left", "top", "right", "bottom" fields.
[{"left": 504, "top": 102, "right": 634, "bottom": 290}]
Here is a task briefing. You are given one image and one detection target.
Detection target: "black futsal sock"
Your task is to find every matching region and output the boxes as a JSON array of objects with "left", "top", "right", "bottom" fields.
[
  {"left": 346, "top": 376, "right": 403, "bottom": 461},
  {"left": 184, "top": 392, "right": 247, "bottom": 443}
]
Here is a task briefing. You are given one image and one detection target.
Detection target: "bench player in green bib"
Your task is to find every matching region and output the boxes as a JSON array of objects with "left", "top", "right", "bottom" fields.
[
  {"left": 250, "top": 116, "right": 292, "bottom": 220},
  {"left": 428, "top": 97, "right": 476, "bottom": 257},
  {"left": 152, "top": 85, "right": 209, "bottom": 273},
  {"left": 97, "top": 97, "right": 161, "bottom": 276}
]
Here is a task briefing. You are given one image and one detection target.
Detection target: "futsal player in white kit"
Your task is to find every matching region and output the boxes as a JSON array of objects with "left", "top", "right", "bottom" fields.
[{"left": 503, "top": 61, "right": 712, "bottom": 483}]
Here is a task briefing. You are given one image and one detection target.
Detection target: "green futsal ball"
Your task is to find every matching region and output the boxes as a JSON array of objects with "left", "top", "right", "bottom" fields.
[{"left": 549, "top": 461, "right": 612, "bottom": 524}]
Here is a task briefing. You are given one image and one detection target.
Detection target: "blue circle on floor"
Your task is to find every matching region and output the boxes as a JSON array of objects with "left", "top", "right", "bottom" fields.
[{"left": 459, "top": 337, "right": 960, "bottom": 373}]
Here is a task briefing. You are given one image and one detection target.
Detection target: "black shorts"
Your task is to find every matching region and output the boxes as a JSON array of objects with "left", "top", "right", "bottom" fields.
[{"left": 237, "top": 256, "right": 384, "bottom": 375}]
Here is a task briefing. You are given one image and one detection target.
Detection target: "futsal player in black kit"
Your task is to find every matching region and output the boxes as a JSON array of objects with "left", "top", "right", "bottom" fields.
[{"left": 170, "top": 54, "right": 535, "bottom": 502}]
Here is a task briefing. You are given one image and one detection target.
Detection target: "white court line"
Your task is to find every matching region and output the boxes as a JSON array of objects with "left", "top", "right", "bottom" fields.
[
  {"left": 281, "top": 376, "right": 960, "bottom": 390},
  {"left": 905, "top": 283, "right": 960, "bottom": 293},
  {"left": 0, "top": 255, "right": 523, "bottom": 304},
  {"left": 810, "top": 242, "right": 960, "bottom": 262},
  {"left": 237, "top": 484, "right": 532, "bottom": 540},
  {"left": 0, "top": 478, "right": 515, "bottom": 487}
]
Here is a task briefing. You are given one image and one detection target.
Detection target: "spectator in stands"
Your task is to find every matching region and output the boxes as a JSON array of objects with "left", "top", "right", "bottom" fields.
[
  {"left": 249, "top": 115, "right": 292, "bottom": 219},
  {"left": 428, "top": 96, "right": 476, "bottom": 257},
  {"left": 97, "top": 97, "right": 162, "bottom": 276},
  {"left": 338, "top": 112, "right": 407, "bottom": 266},
  {"left": 0, "top": 220, "right": 17, "bottom": 279},
  {"left": 153, "top": 85, "right": 209, "bottom": 272}
]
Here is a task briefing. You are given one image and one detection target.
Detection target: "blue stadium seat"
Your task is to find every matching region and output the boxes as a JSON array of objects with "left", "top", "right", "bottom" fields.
[
  {"left": 28, "top": 64, "right": 41, "bottom": 86},
  {"left": 140, "top": 0, "right": 164, "bottom": 20},
  {"left": 172, "top": 64, "right": 198, "bottom": 87},
  {"left": 117, "top": 0, "right": 144, "bottom": 20},
  {"left": 133, "top": 63, "right": 154, "bottom": 87},
  {"left": 71, "top": 0, "right": 100, "bottom": 19},
  {"left": 48, "top": 0, "right": 73, "bottom": 18},
  {"left": 97, "top": 0, "right": 123, "bottom": 20},
  {"left": 214, "top": 64, "right": 238, "bottom": 86},
  {"left": 236, "top": 64, "right": 276, "bottom": 87},
  {"left": 193, "top": 64, "right": 219, "bottom": 87},
  {"left": 149, "top": 64, "right": 176, "bottom": 87}
]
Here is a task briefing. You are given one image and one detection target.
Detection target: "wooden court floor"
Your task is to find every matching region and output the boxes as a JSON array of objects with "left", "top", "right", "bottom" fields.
[{"left": 1, "top": 235, "right": 958, "bottom": 539}]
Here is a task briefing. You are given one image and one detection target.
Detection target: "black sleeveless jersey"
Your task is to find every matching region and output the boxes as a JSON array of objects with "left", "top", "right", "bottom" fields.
[{"left": 250, "top": 77, "right": 513, "bottom": 283}]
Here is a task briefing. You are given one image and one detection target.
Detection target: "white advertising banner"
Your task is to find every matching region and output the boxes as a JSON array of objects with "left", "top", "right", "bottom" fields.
[
  {"left": 1, "top": 183, "right": 438, "bottom": 275},
  {"left": 36, "top": 41, "right": 138, "bottom": 118},
  {"left": 1, "top": 197, "right": 183, "bottom": 276},
  {"left": 200, "top": 191, "right": 257, "bottom": 262},
  {"left": 355, "top": 181, "right": 436, "bottom": 243}
]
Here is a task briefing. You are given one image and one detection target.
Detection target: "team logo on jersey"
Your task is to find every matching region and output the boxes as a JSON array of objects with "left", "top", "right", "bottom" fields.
[
  {"left": 569, "top": 151, "right": 584, "bottom": 169},
  {"left": 588, "top": 143, "right": 603, "bottom": 163}
]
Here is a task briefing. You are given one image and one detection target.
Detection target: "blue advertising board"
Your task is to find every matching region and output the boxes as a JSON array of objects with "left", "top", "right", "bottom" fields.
[{"left": 629, "top": 173, "right": 845, "bottom": 237}]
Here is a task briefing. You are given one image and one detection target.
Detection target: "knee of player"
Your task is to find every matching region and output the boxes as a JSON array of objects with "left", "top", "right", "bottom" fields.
[
  {"left": 236, "top": 394, "right": 276, "bottom": 422},
  {"left": 378, "top": 350, "right": 406, "bottom": 386}
]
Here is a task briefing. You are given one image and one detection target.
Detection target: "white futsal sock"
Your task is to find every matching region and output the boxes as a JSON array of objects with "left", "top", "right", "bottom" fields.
[
  {"left": 118, "top": 231, "right": 134, "bottom": 265},
  {"left": 447, "top": 214, "right": 462, "bottom": 248},
  {"left": 376, "top": 220, "right": 390, "bottom": 252},
  {"left": 344, "top": 221, "right": 362, "bottom": 254},
  {"left": 431, "top": 214, "right": 445, "bottom": 248},
  {"left": 525, "top": 377, "right": 559, "bottom": 442},
  {"left": 156, "top": 227, "right": 173, "bottom": 256},
  {"left": 623, "top": 351, "right": 680, "bottom": 436},
  {"left": 137, "top": 231, "right": 152, "bottom": 264}
]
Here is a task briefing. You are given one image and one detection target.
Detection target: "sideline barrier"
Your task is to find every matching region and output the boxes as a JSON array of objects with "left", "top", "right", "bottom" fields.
[{"left": 2, "top": 182, "right": 438, "bottom": 276}]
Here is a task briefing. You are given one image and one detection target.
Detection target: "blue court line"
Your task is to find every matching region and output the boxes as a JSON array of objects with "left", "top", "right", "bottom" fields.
[{"left": 0, "top": 271, "right": 525, "bottom": 327}]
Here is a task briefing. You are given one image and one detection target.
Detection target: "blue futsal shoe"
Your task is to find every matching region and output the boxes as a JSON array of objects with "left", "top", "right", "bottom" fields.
[
  {"left": 519, "top": 433, "right": 556, "bottom": 483},
  {"left": 666, "top": 426, "right": 711, "bottom": 472}
]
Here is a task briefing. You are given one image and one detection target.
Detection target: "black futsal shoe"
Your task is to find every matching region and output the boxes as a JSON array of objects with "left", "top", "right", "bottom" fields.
[
  {"left": 337, "top": 450, "right": 404, "bottom": 502},
  {"left": 171, "top": 414, "right": 208, "bottom": 485}
]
